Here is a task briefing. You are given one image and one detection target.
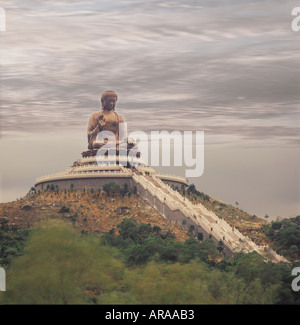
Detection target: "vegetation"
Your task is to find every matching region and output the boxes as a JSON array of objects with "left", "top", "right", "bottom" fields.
[
  {"left": 101, "top": 218, "right": 218, "bottom": 266},
  {"left": 0, "top": 189, "right": 299, "bottom": 304},
  {"left": 0, "top": 220, "right": 123, "bottom": 304},
  {"left": 103, "top": 182, "right": 121, "bottom": 195},
  {"left": 0, "top": 219, "right": 298, "bottom": 305},
  {"left": 0, "top": 219, "right": 30, "bottom": 267},
  {"left": 262, "top": 216, "right": 300, "bottom": 261}
]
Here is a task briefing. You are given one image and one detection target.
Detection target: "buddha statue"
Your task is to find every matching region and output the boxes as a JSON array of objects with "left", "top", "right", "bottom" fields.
[{"left": 83, "top": 90, "right": 138, "bottom": 158}]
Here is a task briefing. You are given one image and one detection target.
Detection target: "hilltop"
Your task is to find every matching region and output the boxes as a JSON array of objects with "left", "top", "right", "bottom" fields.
[
  {"left": 0, "top": 188, "right": 189, "bottom": 242},
  {"left": 0, "top": 186, "right": 268, "bottom": 243},
  {"left": 1, "top": 184, "right": 298, "bottom": 262},
  {"left": 0, "top": 184, "right": 271, "bottom": 248}
]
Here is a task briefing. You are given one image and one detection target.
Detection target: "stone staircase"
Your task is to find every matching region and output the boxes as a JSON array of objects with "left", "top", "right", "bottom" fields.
[{"left": 132, "top": 172, "right": 289, "bottom": 264}]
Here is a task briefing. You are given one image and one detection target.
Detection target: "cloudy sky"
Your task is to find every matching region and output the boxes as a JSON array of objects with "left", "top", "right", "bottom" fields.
[{"left": 0, "top": 0, "right": 299, "bottom": 220}]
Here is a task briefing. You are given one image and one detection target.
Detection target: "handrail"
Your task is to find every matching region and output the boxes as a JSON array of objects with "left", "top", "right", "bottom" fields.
[
  {"left": 35, "top": 169, "right": 132, "bottom": 184},
  {"left": 155, "top": 173, "right": 189, "bottom": 185},
  {"left": 132, "top": 172, "right": 288, "bottom": 262}
]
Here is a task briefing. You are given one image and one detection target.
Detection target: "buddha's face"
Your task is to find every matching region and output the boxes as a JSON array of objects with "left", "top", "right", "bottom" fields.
[{"left": 102, "top": 96, "right": 117, "bottom": 111}]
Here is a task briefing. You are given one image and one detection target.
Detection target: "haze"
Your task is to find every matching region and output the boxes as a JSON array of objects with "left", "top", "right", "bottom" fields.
[{"left": 0, "top": 0, "right": 299, "bottom": 220}]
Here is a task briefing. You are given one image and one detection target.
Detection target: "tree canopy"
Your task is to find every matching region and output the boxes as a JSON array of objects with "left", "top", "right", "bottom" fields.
[{"left": 0, "top": 218, "right": 298, "bottom": 304}]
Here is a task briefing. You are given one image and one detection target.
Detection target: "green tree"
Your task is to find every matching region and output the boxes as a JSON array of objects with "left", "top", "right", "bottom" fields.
[
  {"left": 58, "top": 206, "right": 70, "bottom": 214},
  {"left": 117, "top": 218, "right": 139, "bottom": 242},
  {"left": 1, "top": 220, "right": 124, "bottom": 304},
  {"left": 197, "top": 232, "right": 204, "bottom": 241},
  {"left": 28, "top": 186, "right": 36, "bottom": 194},
  {"left": 0, "top": 224, "right": 30, "bottom": 267},
  {"left": 103, "top": 182, "right": 121, "bottom": 195},
  {"left": 187, "top": 184, "right": 196, "bottom": 194},
  {"left": 122, "top": 183, "right": 129, "bottom": 196},
  {"left": 179, "top": 238, "right": 209, "bottom": 263},
  {"left": 188, "top": 225, "right": 195, "bottom": 236},
  {"left": 217, "top": 240, "right": 225, "bottom": 255}
]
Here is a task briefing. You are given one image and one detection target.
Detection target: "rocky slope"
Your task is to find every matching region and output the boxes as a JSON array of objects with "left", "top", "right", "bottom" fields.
[{"left": 0, "top": 190, "right": 190, "bottom": 242}]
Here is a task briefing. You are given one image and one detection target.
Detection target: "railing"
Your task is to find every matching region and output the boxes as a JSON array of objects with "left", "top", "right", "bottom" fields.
[
  {"left": 70, "top": 169, "right": 129, "bottom": 175},
  {"left": 132, "top": 173, "right": 289, "bottom": 262},
  {"left": 35, "top": 168, "right": 132, "bottom": 184},
  {"left": 155, "top": 173, "right": 189, "bottom": 185},
  {"left": 152, "top": 176, "right": 242, "bottom": 247}
]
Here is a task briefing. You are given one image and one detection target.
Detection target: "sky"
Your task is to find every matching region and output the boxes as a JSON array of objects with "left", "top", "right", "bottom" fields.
[{"left": 0, "top": 0, "right": 299, "bottom": 220}]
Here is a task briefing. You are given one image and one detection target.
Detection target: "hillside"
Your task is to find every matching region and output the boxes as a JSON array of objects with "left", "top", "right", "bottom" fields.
[
  {"left": 1, "top": 184, "right": 297, "bottom": 261},
  {"left": 1, "top": 186, "right": 299, "bottom": 305},
  {"left": 0, "top": 184, "right": 274, "bottom": 245},
  {"left": 171, "top": 184, "right": 270, "bottom": 245},
  {"left": 0, "top": 185, "right": 270, "bottom": 244},
  {"left": 0, "top": 189, "right": 189, "bottom": 242}
]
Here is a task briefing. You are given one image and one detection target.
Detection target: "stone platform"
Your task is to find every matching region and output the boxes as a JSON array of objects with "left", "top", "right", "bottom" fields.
[{"left": 34, "top": 154, "right": 188, "bottom": 192}]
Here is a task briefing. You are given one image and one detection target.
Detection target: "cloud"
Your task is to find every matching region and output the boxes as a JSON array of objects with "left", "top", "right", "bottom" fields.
[
  {"left": 1, "top": 0, "right": 299, "bottom": 217},
  {"left": 1, "top": 0, "right": 299, "bottom": 147}
]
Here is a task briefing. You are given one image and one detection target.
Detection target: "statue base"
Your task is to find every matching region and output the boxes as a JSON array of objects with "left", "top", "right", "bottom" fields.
[{"left": 81, "top": 148, "right": 141, "bottom": 158}]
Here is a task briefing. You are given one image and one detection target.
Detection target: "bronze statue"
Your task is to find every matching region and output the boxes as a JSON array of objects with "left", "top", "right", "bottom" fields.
[
  {"left": 83, "top": 90, "right": 138, "bottom": 158},
  {"left": 87, "top": 90, "right": 125, "bottom": 150}
]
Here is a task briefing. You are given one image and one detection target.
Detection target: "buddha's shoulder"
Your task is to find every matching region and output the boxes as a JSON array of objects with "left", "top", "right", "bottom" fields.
[
  {"left": 90, "top": 111, "right": 101, "bottom": 119},
  {"left": 115, "top": 112, "right": 125, "bottom": 122}
]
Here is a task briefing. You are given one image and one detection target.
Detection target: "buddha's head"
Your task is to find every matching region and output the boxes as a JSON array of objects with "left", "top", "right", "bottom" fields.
[{"left": 101, "top": 90, "right": 118, "bottom": 111}]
